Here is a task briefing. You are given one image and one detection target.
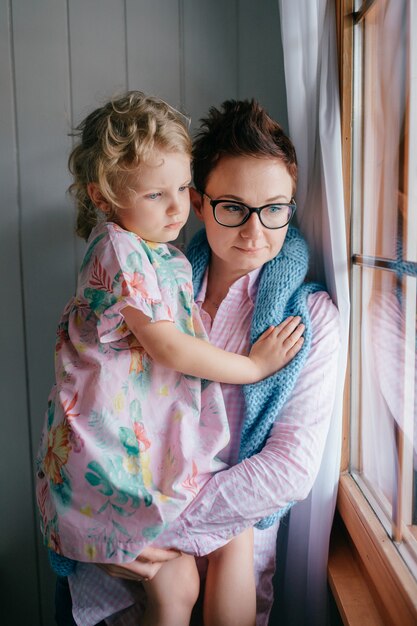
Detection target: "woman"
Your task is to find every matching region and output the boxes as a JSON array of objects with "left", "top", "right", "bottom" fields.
[{"left": 61, "top": 99, "right": 340, "bottom": 626}]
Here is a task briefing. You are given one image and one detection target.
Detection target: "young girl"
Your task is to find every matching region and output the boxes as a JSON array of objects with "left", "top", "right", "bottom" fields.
[{"left": 36, "top": 91, "right": 304, "bottom": 626}]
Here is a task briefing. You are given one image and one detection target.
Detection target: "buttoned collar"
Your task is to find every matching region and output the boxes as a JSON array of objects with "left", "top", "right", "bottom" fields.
[{"left": 195, "top": 266, "right": 262, "bottom": 306}]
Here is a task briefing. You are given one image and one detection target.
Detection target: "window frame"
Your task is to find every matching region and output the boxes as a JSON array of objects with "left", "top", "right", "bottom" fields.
[{"left": 335, "top": 1, "right": 417, "bottom": 622}]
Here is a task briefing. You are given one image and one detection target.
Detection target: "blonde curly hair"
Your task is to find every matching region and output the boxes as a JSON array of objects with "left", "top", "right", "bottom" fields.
[{"left": 68, "top": 91, "right": 192, "bottom": 240}]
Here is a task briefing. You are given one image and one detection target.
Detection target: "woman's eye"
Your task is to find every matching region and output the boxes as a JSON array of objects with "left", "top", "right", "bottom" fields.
[
  {"left": 223, "top": 204, "right": 245, "bottom": 213},
  {"left": 266, "top": 204, "right": 284, "bottom": 214}
]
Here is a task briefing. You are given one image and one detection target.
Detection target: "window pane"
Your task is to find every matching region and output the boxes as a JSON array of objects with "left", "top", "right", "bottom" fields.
[
  {"left": 350, "top": 0, "right": 417, "bottom": 580},
  {"left": 360, "top": 0, "right": 407, "bottom": 260},
  {"left": 351, "top": 269, "right": 416, "bottom": 526}
]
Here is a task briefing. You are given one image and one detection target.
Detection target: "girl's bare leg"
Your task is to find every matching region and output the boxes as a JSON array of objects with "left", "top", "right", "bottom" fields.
[
  {"left": 142, "top": 553, "right": 200, "bottom": 626},
  {"left": 203, "top": 528, "right": 256, "bottom": 626}
]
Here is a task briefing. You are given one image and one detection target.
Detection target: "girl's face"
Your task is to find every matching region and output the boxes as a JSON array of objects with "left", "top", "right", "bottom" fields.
[
  {"left": 115, "top": 149, "right": 191, "bottom": 243},
  {"left": 192, "top": 155, "right": 294, "bottom": 277}
]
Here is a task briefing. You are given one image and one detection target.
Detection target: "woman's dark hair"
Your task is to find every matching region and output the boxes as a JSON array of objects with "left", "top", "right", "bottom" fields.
[{"left": 192, "top": 99, "right": 297, "bottom": 193}]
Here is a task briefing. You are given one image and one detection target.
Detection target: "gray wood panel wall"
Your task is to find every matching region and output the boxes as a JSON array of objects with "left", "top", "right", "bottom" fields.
[{"left": 0, "top": 1, "right": 287, "bottom": 624}]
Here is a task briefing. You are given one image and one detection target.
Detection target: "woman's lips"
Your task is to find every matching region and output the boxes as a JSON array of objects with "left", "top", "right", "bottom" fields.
[{"left": 234, "top": 246, "right": 265, "bottom": 254}]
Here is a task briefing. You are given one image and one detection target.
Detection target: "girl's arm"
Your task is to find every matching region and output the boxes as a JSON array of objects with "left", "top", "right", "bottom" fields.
[
  {"left": 122, "top": 306, "right": 304, "bottom": 384},
  {"left": 154, "top": 292, "right": 340, "bottom": 556}
]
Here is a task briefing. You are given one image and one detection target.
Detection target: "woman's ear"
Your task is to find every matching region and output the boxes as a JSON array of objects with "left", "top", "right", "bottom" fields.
[
  {"left": 190, "top": 187, "right": 204, "bottom": 221},
  {"left": 87, "top": 183, "right": 111, "bottom": 213}
]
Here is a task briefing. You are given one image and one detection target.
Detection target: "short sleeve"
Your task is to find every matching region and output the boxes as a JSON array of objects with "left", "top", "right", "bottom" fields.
[{"left": 82, "top": 225, "right": 175, "bottom": 343}]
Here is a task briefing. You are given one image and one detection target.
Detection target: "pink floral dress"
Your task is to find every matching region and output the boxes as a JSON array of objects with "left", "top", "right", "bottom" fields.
[{"left": 36, "top": 222, "right": 229, "bottom": 563}]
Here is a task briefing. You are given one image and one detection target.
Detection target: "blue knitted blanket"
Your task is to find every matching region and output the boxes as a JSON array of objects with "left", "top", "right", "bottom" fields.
[{"left": 187, "top": 226, "right": 323, "bottom": 529}]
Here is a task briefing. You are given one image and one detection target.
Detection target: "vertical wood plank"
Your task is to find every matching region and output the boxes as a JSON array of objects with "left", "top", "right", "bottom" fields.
[
  {"left": 183, "top": 0, "right": 238, "bottom": 127},
  {"left": 126, "top": 0, "right": 186, "bottom": 248},
  {"left": 182, "top": 0, "right": 239, "bottom": 239},
  {"left": 237, "top": 0, "right": 288, "bottom": 130},
  {"left": 126, "top": 0, "right": 181, "bottom": 107},
  {"left": 12, "top": 0, "right": 74, "bottom": 623},
  {"left": 68, "top": 0, "right": 127, "bottom": 266},
  {"left": 0, "top": 1, "right": 41, "bottom": 624},
  {"left": 126, "top": 0, "right": 183, "bottom": 245},
  {"left": 69, "top": 0, "right": 127, "bottom": 119},
  {"left": 12, "top": 0, "right": 74, "bottom": 461}
]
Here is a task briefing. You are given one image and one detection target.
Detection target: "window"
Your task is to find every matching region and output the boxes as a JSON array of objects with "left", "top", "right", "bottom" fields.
[
  {"left": 336, "top": 0, "right": 417, "bottom": 622},
  {"left": 349, "top": 0, "right": 417, "bottom": 578}
]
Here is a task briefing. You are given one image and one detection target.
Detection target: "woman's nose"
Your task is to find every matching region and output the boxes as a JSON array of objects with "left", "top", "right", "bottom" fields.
[{"left": 239, "top": 212, "right": 263, "bottom": 238}]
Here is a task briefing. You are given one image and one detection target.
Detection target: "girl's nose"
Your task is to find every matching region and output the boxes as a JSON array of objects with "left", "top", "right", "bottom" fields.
[{"left": 167, "top": 198, "right": 181, "bottom": 215}]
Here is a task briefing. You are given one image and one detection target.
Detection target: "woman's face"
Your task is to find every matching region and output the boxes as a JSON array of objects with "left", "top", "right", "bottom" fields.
[{"left": 192, "top": 155, "right": 294, "bottom": 276}]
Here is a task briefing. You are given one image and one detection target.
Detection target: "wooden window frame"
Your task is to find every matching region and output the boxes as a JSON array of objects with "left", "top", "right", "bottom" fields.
[{"left": 333, "top": 2, "right": 417, "bottom": 623}]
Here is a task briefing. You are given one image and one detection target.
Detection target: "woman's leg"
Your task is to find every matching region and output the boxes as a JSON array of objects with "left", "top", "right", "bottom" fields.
[
  {"left": 142, "top": 553, "right": 200, "bottom": 626},
  {"left": 203, "top": 528, "right": 256, "bottom": 626}
]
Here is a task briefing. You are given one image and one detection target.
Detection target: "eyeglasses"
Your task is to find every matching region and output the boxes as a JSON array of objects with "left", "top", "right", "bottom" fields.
[{"left": 201, "top": 192, "right": 296, "bottom": 229}]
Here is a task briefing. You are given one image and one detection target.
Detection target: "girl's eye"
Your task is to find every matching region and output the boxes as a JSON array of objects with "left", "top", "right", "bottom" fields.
[
  {"left": 179, "top": 185, "right": 190, "bottom": 192},
  {"left": 145, "top": 192, "right": 161, "bottom": 200}
]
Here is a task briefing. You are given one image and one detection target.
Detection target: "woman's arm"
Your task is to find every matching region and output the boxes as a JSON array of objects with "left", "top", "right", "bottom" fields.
[
  {"left": 122, "top": 305, "right": 304, "bottom": 384},
  {"left": 156, "top": 292, "right": 340, "bottom": 556}
]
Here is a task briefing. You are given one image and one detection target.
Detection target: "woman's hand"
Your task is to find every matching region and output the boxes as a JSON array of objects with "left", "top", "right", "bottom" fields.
[
  {"left": 97, "top": 547, "right": 182, "bottom": 582},
  {"left": 249, "top": 316, "right": 305, "bottom": 379}
]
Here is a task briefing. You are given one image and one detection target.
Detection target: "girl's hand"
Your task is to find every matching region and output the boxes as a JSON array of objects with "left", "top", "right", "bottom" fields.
[
  {"left": 122, "top": 306, "right": 303, "bottom": 385},
  {"left": 97, "top": 546, "right": 182, "bottom": 582},
  {"left": 248, "top": 316, "right": 305, "bottom": 379}
]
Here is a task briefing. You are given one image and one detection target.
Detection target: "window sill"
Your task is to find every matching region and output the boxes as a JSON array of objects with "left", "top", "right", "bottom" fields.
[
  {"left": 328, "top": 512, "right": 384, "bottom": 625},
  {"left": 333, "top": 473, "right": 417, "bottom": 625}
]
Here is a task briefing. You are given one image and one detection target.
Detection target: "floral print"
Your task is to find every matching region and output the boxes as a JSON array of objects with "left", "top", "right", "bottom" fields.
[
  {"left": 43, "top": 419, "right": 72, "bottom": 484},
  {"left": 36, "top": 222, "right": 229, "bottom": 563}
]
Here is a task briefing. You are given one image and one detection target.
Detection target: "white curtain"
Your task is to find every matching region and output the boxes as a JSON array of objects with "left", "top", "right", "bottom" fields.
[{"left": 273, "top": 2, "right": 350, "bottom": 624}]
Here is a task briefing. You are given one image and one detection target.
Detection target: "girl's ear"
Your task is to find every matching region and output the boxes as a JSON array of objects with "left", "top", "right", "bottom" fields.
[
  {"left": 190, "top": 187, "right": 204, "bottom": 221},
  {"left": 87, "top": 183, "right": 111, "bottom": 213}
]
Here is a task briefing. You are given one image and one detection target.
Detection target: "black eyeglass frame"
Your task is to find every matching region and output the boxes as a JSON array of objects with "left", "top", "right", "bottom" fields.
[{"left": 201, "top": 192, "right": 297, "bottom": 229}]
